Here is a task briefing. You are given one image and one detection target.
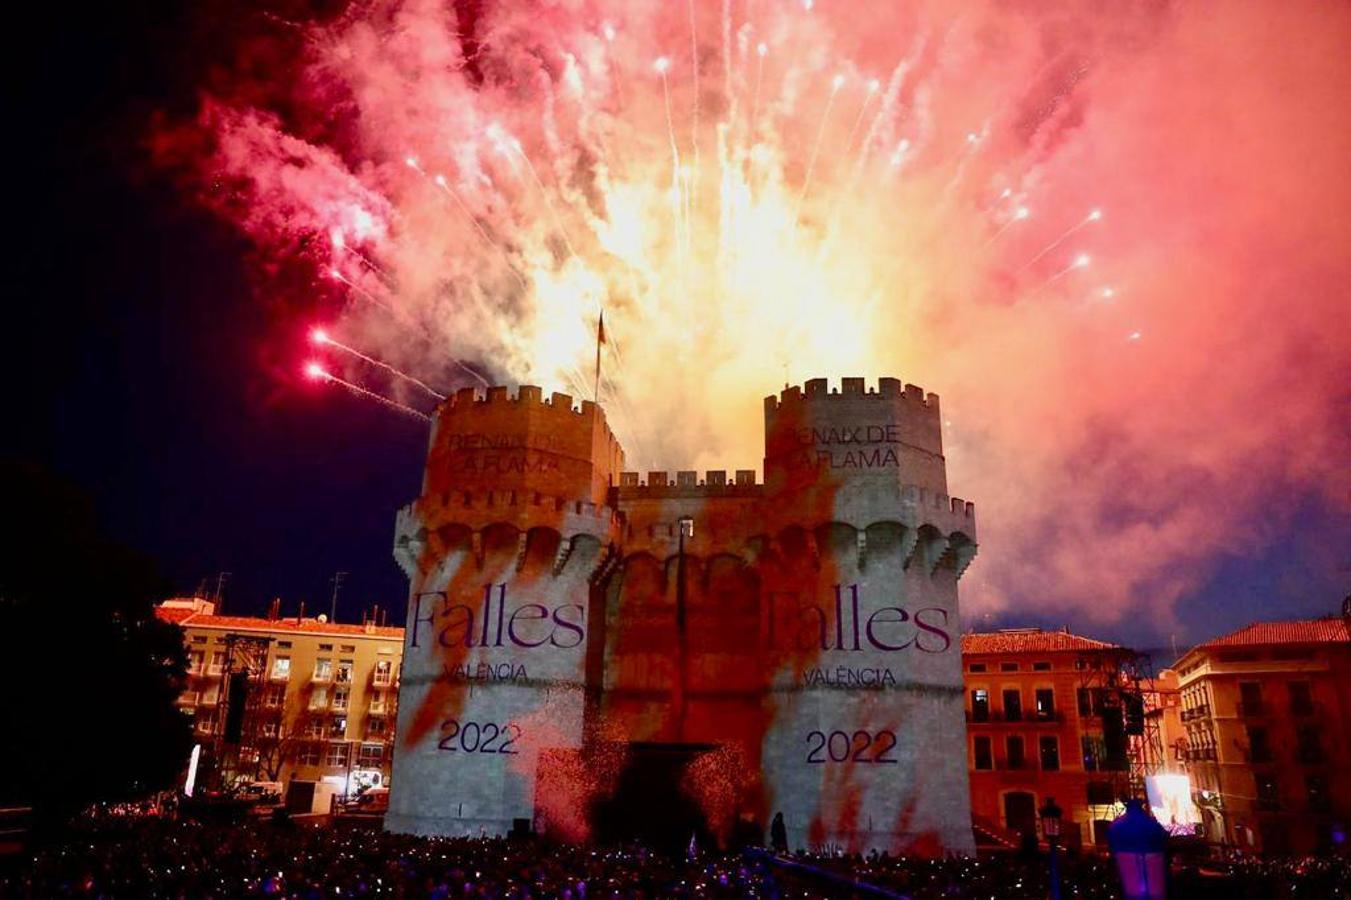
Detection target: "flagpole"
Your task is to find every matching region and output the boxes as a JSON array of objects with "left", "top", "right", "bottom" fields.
[{"left": 593, "top": 312, "right": 604, "bottom": 403}]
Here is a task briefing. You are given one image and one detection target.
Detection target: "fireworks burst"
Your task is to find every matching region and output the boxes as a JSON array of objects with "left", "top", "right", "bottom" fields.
[{"left": 159, "top": 0, "right": 1351, "bottom": 628}]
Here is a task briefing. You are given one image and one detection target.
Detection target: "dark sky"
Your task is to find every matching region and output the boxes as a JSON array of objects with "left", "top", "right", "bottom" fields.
[{"left": 6, "top": 0, "right": 1346, "bottom": 649}]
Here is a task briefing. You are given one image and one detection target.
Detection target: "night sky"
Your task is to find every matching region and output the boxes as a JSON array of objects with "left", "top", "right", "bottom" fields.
[{"left": 7, "top": 0, "right": 1347, "bottom": 653}]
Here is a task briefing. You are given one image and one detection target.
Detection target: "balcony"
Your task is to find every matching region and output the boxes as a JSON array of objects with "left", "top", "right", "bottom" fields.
[
  {"left": 965, "top": 711, "right": 1053, "bottom": 725},
  {"left": 270, "top": 669, "right": 291, "bottom": 683},
  {"left": 308, "top": 695, "right": 330, "bottom": 712},
  {"left": 199, "top": 693, "right": 220, "bottom": 708},
  {"left": 372, "top": 671, "right": 395, "bottom": 688},
  {"left": 311, "top": 671, "right": 332, "bottom": 684},
  {"left": 1181, "top": 705, "right": 1211, "bottom": 722},
  {"left": 368, "top": 700, "right": 390, "bottom": 716},
  {"left": 176, "top": 692, "right": 199, "bottom": 708}
]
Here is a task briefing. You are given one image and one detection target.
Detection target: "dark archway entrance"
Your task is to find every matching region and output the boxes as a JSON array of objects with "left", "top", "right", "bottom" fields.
[
  {"left": 591, "top": 743, "right": 715, "bottom": 853},
  {"left": 1004, "top": 791, "right": 1038, "bottom": 838}
]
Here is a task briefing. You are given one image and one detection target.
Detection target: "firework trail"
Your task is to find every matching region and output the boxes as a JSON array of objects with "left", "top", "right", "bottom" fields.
[
  {"left": 306, "top": 363, "right": 431, "bottom": 422},
  {"left": 311, "top": 328, "right": 448, "bottom": 399},
  {"left": 1017, "top": 210, "right": 1103, "bottom": 274},
  {"left": 160, "top": 0, "right": 1351, "bottom": 627}
]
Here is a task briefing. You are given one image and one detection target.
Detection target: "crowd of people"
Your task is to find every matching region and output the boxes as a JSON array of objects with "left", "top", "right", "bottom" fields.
[{"left": 3, "top": 814, "right": 1350, "bottom": 898}]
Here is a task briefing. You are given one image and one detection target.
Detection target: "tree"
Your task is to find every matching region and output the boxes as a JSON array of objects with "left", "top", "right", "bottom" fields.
[{"left": 0, "top": 460, "right": 192, "bottom": 830}]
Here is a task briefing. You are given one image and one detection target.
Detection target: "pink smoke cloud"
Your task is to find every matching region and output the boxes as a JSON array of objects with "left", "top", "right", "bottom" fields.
[{"left": 152, "top": 0, "right": 1351, "bottom": 635}]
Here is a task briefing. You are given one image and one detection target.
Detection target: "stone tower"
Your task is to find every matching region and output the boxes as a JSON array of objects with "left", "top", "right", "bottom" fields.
[
  {"left": 390, "top": 377, "right": 976, "bottom": 854},
  {"left": 388, "top": 386, "right": 623, "bottom": 836}
]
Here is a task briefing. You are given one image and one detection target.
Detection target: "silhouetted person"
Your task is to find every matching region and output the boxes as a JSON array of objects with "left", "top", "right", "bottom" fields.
[{"left": 770, "top": 812, "right": 788, "bottom": 853}]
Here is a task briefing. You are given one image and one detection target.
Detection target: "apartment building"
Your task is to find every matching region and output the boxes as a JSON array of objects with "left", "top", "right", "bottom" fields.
[
  {"left": 963, "top": 628, "right": 1144, "bottom": 848},
  {"left": 1174, "top": 618, "right": 1351, "bottom": 854},
  {"left": 157, "top": 597, "right": 403, "bottom": 796}
]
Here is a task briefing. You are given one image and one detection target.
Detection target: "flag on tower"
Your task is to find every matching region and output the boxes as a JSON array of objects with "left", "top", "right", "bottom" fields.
[{"left": 593, "top": 312, "right": 606, "bottom": 403}]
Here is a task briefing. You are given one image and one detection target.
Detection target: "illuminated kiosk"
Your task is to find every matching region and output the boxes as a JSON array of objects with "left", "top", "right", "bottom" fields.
[{"left": 390, "top": 377, "right": 977, "bottom": 854}]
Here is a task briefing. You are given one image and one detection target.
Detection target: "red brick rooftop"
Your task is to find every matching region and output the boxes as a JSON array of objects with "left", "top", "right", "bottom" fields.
[
  {"left": 962, "top": 628, "right": 1122, "bottom": 655},
  {"left": 1196, "top": 618, "right": 1349, "bottom": 651},
  {"left": 155, "top": 606, "right": 403, "bottom": 639}
]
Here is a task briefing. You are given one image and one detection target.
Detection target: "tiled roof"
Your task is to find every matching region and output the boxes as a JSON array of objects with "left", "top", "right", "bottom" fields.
[
  {"left": 1197, "top": 619, "right": 1349, "bottom": 651},
  {"left": 155, "top": 608, "right": 403, "bottom": 639},
  {"left": 962, "top": 629, "right": 1122, "bottom": 655}
]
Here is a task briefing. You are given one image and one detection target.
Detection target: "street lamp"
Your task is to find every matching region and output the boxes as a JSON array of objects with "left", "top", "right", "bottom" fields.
[
  {"left": 1039, "top": 796, "right": 1063, "bottom": 900},
  {"left": 1109, "top": 799, "right": 1168, "bottom": 899}
]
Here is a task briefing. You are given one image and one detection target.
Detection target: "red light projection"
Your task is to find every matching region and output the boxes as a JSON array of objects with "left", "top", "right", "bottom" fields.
[{"left": 391, "top": 376, "right": 976, "bottom": 854}]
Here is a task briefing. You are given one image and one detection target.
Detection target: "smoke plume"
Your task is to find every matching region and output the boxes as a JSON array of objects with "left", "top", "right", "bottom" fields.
[{"left": 153, "top": 0, "right": 1351, "bottom": 635}]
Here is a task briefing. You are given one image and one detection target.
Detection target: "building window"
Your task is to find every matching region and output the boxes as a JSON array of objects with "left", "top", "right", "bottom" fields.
[
  {"left": 1003, "top": 689, "right": 1023, "bottom": 722},
  {"left": 370, "top": 691, "right": 388, "bottom": 714},
  {"left": 335, "top": 660, "right": 354, "bottom": 684},
  {"left": 1035, "top": 689, "right": 1056, "bottom": 719},
  {"left": 208, "top": 651, "right": 226, "bottom": 675},
  {"left": 374, "top": 659, "right": 395, "bottom": 687},
  {"left": 971, "top": 689, "right": 990, "bottom": 722},
  {"left": 1306, "top": 775, "right": 1330, "bottom": 812},
  {"left": 261, "top": 719, "right": 278, "bottom": 738},
  {"left": 1032, "top": 661, "right": 1051, "bottom": 671},
  {"left": 299, "top": 744, "right": 322, "bottom": 766},
  {"left": 195, "top": 712, "right": 215, "bottom": 734},
  {"left": 973, "top": 736, "right": 993, "bottom": 770},
  {"left": 1000, "top": 662, "right": 1019, "bottom": 672},
  {"left": 1006, "top": 736, "right": 1026, "bottom": 770},
  {"left": 305, "top": 717, "right": 325, "bottom": 739},
  {"left": 1086, "top": 781, "right": 1114, "bottom": 806},
  {"left": 1039, "top": 736, "right": 1060, "bottom": 771},
  {"left": 191, "top": 635, "right": 207, "bottom": 644},
  {"left": 1288, "top": 682, "right": 1314, "bottom": 716},
  {"left": 358, "top": 743, "right": 384, "bottom": 768},
  {"left": 340, "top": 644, "right": 356, "bottom": 653},
  {"left": 1082, "top": 736, "right": 1101, "bottom": 771},
  {"left": 1078, "top": 688, "right": 1094, "bottom": 717},
  {"left": 968, "top": 663, "right": 987, "bottom": 673},
  {"left": 265, "top": 684, "right": 286, "bottom": 708},
  {"left": 277, "top": 640, "right": 292, "bottom": 649},
  {"left": 326, "top": 743, "right": 349, "bottom": 767},
  {"left": 318, "top": 644, "right": 333, "bottom": 651},
  {"left": 188, "top": 651, "right": 205, "bottom": 674},
  {"left": 1296, "top": 725, "right": 1322, "bottom": 763},
  {"left": 313, "top": 658, "right": 333, "bottom": 682},
  {"left": 1247, "top": 726, "right": 1273, "bottom": 763},
  {"left": 1256, "top": 773, "right": 1280, "bottom": 811},
  {"left": 272, "top": 656, "right": 291, "bottom": 680},
  {"left": 310, "top": 686, "right": 329, "bottom": 710},
  {"left": 332, "top": 688, "right": 350, "bottom": 712},
  {"left": 367, "top": 718, "right": 390, "bottom": 738},
  {"left": 330, "top": 716, "right": 348, "bottom": 739},
  {"left": 1239, "top": 681, "right": 1263, "bottom": 716}
]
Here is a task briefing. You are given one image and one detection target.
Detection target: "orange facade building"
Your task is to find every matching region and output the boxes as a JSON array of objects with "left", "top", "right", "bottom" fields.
[
  {"left": 1174, "top": 618, "right": 1351, "bottom": 854},
  {"left": 157, "top": 597, "right": 404, "bottom": 796},
  {"left": 963, "top": 628, "right": 1147, "bottom": 848}
]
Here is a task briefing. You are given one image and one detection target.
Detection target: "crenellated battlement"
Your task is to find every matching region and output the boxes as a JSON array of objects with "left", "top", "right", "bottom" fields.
[
  {"left": 763, "top": 377, "right": 941, "bottom": 414},
  {"left": 441, "top": 384, "right": 597, "bottom": 417},
  {"left": 423, "top": 383, "right": 624, "bottom": 508},
  {"left": 614, "top": 469, "right": 760, "bottom": 497}
]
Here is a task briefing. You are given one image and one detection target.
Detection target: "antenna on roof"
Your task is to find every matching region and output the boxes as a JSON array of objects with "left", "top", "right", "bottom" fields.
[
  {"left": 329, "top": 571, "right": 348, "bottom": 624},
  {"left": 213, "top": 572, "right": 231, "bottom": 614}
]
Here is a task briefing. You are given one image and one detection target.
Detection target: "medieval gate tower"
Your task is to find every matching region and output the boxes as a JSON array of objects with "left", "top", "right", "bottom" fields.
[{"left": 390, "top": 377, "right": 977, "bottom": 854}]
